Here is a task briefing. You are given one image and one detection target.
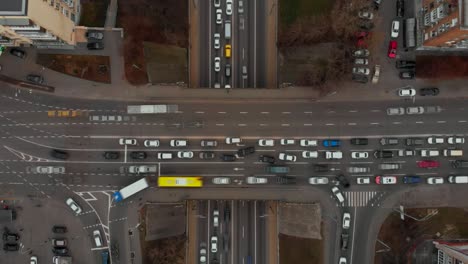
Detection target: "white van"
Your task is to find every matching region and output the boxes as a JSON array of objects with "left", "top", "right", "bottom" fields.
[
  {"left": 225, "top": 21, "right": 231, "bottom": 39},
  {"left": 448, "top": 176, "right": 468, "bottom": 184},
  {"left": 443, "top": 149, "right": 463, "bottom": 157}
]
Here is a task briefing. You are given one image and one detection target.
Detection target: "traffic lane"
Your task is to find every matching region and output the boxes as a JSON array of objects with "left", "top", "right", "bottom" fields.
[
  {"left": 247, "top": 0, "right": 255, "bottom": 88},
  {"left": 199, "top": 0, "right": 211, "bottom": 88},
  {"left": 255, "top": 0, "right": 267, "bottom": 88}
]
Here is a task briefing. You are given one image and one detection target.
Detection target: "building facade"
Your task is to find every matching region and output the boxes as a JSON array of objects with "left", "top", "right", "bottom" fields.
[
  {"left": 0, "top": 0, "right": 81, "bottom": 48},
  {"left": 434, "top": 240, "right": 468, "bottom": 264},
  {"left": 420, "top": 0, "right": 468, "bottom": 48}
]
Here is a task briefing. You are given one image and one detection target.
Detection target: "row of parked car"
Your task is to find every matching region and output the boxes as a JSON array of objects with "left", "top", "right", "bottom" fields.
[{"left": 386, "top": 105, "right": 442, "bottom": 115}]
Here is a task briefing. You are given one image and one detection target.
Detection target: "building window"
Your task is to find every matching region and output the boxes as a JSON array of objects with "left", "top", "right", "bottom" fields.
[
  {"left": 71, "top": 13, "right": 75, "bottom": 21},
  {"left": 55, "top": 3, "right": 60, "bottom": 10},
  {"left": 65, "top": 9, "right": 69, "bottom": 17},
  {"left": 50, "top": 0, "right": 54, "bottom": 6}
]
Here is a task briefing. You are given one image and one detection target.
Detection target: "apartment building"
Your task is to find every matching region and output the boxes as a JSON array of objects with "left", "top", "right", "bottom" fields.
[
  {"left": 0, "top": 0, "right": 81, "bottom": 48},
  {"left": 433, "top": 240, "right": 468, "bottom": 263},
  {"left": 421, "top": 0, "right": 468, "bottom": 48}
]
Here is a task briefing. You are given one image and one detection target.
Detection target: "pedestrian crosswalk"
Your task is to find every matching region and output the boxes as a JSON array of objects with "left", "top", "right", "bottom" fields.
[{"left": 342, "top": 191, "right": 386, "bottom": 207}]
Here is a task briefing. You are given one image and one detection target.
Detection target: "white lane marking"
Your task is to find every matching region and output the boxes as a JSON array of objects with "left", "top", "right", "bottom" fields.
[
  {"left": 458, "top": 120, "right": 467, "bottom": 123},
  {"left": 393, "top": 122, "right": 401, "bottom": 124},
  {"left": 416, "top": 121, "right": 424, "bottom": 124},
  {"left": 281, "top": 124, "right": 290, "bottom": 127},
  {"left": 370, "top": 123, "right": 379, "bottom": 125},
  {"left": 259, "top": 124, "right": 268, "bottom": 126},
  {"left": 240, "top": 112, "right": 248, "bottom": 114},
  {"left": 348, "top": 123, "right": 357, "bottom": 126},
  {"left": 282, "top": 112, "right": 291, "bottom": 114},
  {"left": 238, "top": 124, "right": 247, "bottom": 127},
  {"left": 242, "top": 226, "right": 245, "bottom": 238},
  {"left": 195, "top": 111, "right": 205, "bottom": 114},
  {"left": 261, "top": 112, "right": 269, "bottom": 114},
  {"left": 304, "top": 124, "right": 313, "bottom": 126},
  {"left": 371, "top": 109, "right": 381, "bottom": 112},
  {"left": 304, "top": 111, "right": 313, "bottom": 114},
  {"left": 437, "top": 121, "right": 446, "bottom": 123},
  {"left": 218, "top": 112, "right": 226, "bottom": 114},
  {"left": 328, "top": 111, "right": 336, "bottom": 114},
  {"left": 216, "top": 124, "right": 225, "bottom": 126},
  {"left": 349, "top": 110, "right": 358, "bottom": 113},
  {"left": 326, "top": 123, "right": 335, "bottom": 126}
]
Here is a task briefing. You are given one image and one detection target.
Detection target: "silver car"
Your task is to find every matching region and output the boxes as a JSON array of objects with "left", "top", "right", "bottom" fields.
[
  {"left": 387, "top": 107, "right": 404, "bottom": 115},
  {"left": 213, "top": 177, "right": 230, "bottom": 184},
  {"left": 406, "top": 106, "right": 424, "bottom": 115},
  {"left": 35, "top": 166, "right": 65, "bottom": 174}
]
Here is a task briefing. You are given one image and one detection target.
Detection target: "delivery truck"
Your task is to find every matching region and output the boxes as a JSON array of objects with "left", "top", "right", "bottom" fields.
[
  {"left": 127, "top": 104, "right": 178, "bottom": 114},
  {"left": 113, "top": 178, "right": 149, "bottom": 202}
]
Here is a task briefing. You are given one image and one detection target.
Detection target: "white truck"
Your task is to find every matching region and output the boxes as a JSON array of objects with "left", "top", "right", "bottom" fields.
[
  {"left": 113, "top": 178, "right": 149, "bottom": 202},
  {"left": 53, "top": 256, "right": 72, "bottom": 264},
  {"left": 127, "top": 104, "right": 178, "bottom": 114}
]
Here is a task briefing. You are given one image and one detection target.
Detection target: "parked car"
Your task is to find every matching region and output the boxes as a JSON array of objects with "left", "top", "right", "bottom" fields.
[
  {"left": 417, "top": 160, "right": 440, "bottom": 168},
  {"left": 26, "top": 74, "right": 44, "bottom": 84},
  {"left": 358, "top": 11, "right": 373, "bottom": 20},
  {"left": 359, "top": 21, "right": 374, "bottom": 30},
  {"left": 236, "top": 146, "right": 255, "bottom": 157},
  {"left": 246, "top": 177, "right": 267, "bottom": 184},
  {"left": 119, "top": 138, "right": 137, "bottom": 145},
  {"left": 279, "top": 153, "right": 297, "bottom": 162},
  {"left": 400, "top": 71, "right": 415, "bottom": 79},
  {"left": 375, "top": 176, "right": 397, "bottom": 184},
  {"left": 350, "top": 138, "right": 368, "bottom": 145},
  {"left": 280, "top": 139, "right": 295, "bottom": 145},
  {"left": 398, "top": 87, "right": 416, "bottom": 97},
  {"left": 9, "top": 48, "right": 26, "bottom": 59},
  {"left": 144, "top": 139, "right": 160, "bottom": 147},
  {"left": 103, "top": 151, "right": 119, "bottom": 159},
  {"left": 352, "top": 74, "right": 369, "bottom": 83},
  {"left": 419, "top": 87, "right": 439, "bottom": 96},
  {"left": 354, "top": 58, "right": 369, "bottom": 65},
  {"left": 395, "top": 60, "right": 416, "bottom": 69},
  {"left": 427, "top": 177, "right": 444, "bottom": 184},
  {"left": 388, "top": 41, "right": 397, "bottom": 58},
  {"left": 300, "top": 139, "right": 318, "bottom": 147},
  {"left": 3, "top": 232, "right": 19, "bottom": 242},
  {"left": 259, "top": 155, "right": 275, "bottom": 164},
  {"left": 302, "top": 151, "right": 318, "bottom": 159},
  {"left": 353, "top": 49, "right": 370, "bottom": 57},
  {"left": 199, "top": 152, "right": 215, "bottom": 159},
  {"left": 258, "top": 139, "right": 274, "bottom": 147},
  {"left": 448, "top": 137, "right": 465, "bottom": 144},
  {"left": 220, "top": 154, "right": 236, "bottom": 161},
  {"left": 323, "top": 139, "right": 340, "bottom": 147},
  {"left": 357, "top": 177, "right": 370, "bottom": 184},
  {"left": 374, "top": 150, "right": 394, "bottom": 158},
  {"left": 30, "top": 256, "right": 38, "bottom": 264},
  {"left": 372, "top": 64, "right": 381, "bottom": 84},
  {"left": 87, "top": 42, "right": 104, "bottom": 50},
  {"left": 3, "top": 243, "right": 19, "bottom": 251},
  {"left": 390, "top": 20, "right": 400, "bottom": 38},
  {"left": 85, "top": 31, "right": 104, "bottom": 40},
  {"left": 130, "top": 151, "right": 147, "bottom": 160},
  {"left": 326, "top": 151, "right": 343, "bottom": 159},
  {"left": 406, "top": 137, "right": 424, "bottom": 146},
  {"left": 351, "top": 151, "right": 368, "bottom": 159},
  {"left": 380, "top": 138, "right": 399, "bottom": 145},
  {"left": 213, "top": 177, "right": 230, "bottom": 184},
  {"left": 352, "top": 67, "right": 370, "bottom": 75},
  {"left": 342, "top": 213, "right": 351, "bottom": 229},
  {"left": 403, "top": 176, "right": 421, "bottom": 184}
]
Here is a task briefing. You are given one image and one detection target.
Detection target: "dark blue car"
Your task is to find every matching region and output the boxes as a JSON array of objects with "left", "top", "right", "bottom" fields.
[
  {"left": 403, "top": 176, "right": 421, "bottom": 184},
  {"left": 323, "top": 139, "right": 341, "bottom": 147}
]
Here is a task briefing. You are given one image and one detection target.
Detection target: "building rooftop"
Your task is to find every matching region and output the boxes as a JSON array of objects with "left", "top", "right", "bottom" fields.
[{"left": 0, "top": 0, "right": 27, "bottom": 16}]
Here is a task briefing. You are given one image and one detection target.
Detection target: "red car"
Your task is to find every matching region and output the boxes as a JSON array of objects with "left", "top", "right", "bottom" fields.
[
  {"left": 355, "top": 32, "right": 371, "bottom": 48},
  {"left": 388, "top": 41, "right": 397, "bottom": 58},
  {"left": 417, "top": 160, "right": 440, "bottom": 168}
]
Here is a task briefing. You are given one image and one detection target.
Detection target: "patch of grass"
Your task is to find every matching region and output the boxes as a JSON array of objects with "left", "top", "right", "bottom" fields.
[
  {"left": 280, "top": 0, "right": 334, "bottom": 26},
  {"left": 144, "top": 42, "right": 187, "bottom": 84},
  {"left": 79, "top": 0, "right": 110, "bottom": 27},
  {"left": 37, "top": 54, "right": 111, "bottom": 83},
  {"left": 279, "top": 233, "right": 323, "bottom": 264}
]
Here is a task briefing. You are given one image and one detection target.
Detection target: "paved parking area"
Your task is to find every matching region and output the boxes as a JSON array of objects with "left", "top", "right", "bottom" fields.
[{"left": 0, "top": 196, "right": 94, "bottom": 264}]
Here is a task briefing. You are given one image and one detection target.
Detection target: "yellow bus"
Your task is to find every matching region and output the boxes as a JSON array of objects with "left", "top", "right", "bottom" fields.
[{"left": 158, "top": 176, "right": 203, "bottom": 187}]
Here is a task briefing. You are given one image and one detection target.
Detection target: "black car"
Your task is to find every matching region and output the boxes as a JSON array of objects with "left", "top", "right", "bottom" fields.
[
  {"left": 130, "top": 151, "right": 147, "bottom": 160},
  {"left": 406, "top": 138, "right": 424, "bottom": 146},
  {"left": 51, "top": 149, "right": 69, "bottom": 160},
  {"left": 103, "top": 152, "right": 119, "bottom": 159},
  {"left": 3, "top": 232, "right": 19, "bottom": 241},
  {"left": 85, "top": 31, "right": 104, "bottom": 40},
  {"left": 3, "top": 243, "right": 19, "bottom": 251},
  {"left": 9, "top": 48, "right": 26, "bottom": 59},
  {"left": 87, "top": 42, "right": 104, "bottom": 50},
  {"left": 452, "top": 160, "right": 468, "bottom": 169},
  {"left": 220, "top": 154, "right": 236, "bottom": 162},
  {"left": 259, "top": 155, "right": 275, "bottom": 164},
  {"left": 419, "top": 87, "right": 439, "bottom": 96},
  {"left": 236, "top": 146, "right": 255, "bottom": 158},
  {"left": 26, "top": 74, "right": 44, "bottom": 84},
  {"left": 52, "top": 226, "right": 68, "bottom": 234},
  {"left": 314, "top": 164, "right": 329, "bottom": 172},
  {"left": 374, "top": 150, "right": 394, "bottom": 159},
  {"left": 395, "top": 60, "right": 416, "bottom": 69},
  {"left": 352, "top": 74, "right": 368, "bottom": 83},
  {"left": 276, "top": 176, "right": 296, "bottom": 185},
  {"left": 350, "top": 138, "right": 368, "bottom": 145},
  {"left": 199, "top": 152, "right": 215, "bottom": 159},
  {"left": 52, "top": 247, "right": 68, "bottom": 255},
  {"left": 396, "top": 0, "right": 404, "bottom": 17},
  {"left": 399, "top": 71, "right": 415, "bottom": 79},
  {"left": 359, "top": 22, "right": 374, "bottom": 30},
  {"left": 341, "top": 233, "right": 349, "bottom": 250},
  {"left": 336, "top": 174, "right": 350, "bottom": 188}
]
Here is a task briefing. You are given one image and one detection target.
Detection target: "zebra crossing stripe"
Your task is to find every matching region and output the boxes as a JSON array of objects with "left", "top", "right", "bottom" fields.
[{"left": 344, "top": 191, "right": 379, "bottom": 207}]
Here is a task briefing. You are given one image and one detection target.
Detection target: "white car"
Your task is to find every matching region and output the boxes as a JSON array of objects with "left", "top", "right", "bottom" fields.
[
  {"left": 302, "top": 151, "right": 318, "bottom": 158},
  {"left": 216, "top": 9, "right": 222, "bottom": 24},
  {"left": 170, "top": 139, "right": 188, "bottom": 147},
  {"left": 66, "top": 198, "right": 82, "bottom": 215},
  {"left": 342, "top": 213, "right": 351, "bottom": 229},
  {"left": 93, "top": 230, "right": 103, "bottom": 247},
  {"left": 354, "top": 58, "right": 369, "bottom": 65},
  {"left": 258, "top": 139, "right": 274, "bottom": 147},
  {"left": 226, "top": 0, "right": 233, "bottom": 15},
  {"left": 214, "top": 0, "right": 220, "bottom": 8},
  {"left": 177, "top": 151, "right": 194, "bottom": 159},
  {"left": 356, "top": 177, "right": 370, "bottom": 184},
  {"left": 420, "top": 149, "right": 439, "bottom": 157},
  {"left": 35, "top": 166, "right": 65, "bottom": 174},
  {"left": 406, "top": 106, "right": 424, "bottom": 115},
  {"left": 144, "top": 139, "right": 160, "bottom": 147},
  {"left": 427, "top": 137, "right": 444, "bottom": 144},
  {"left": 246, "top": 176, "right": 268, "bottom": 184},
  {"left": 376, "top": 176, "right": 397, "bottom": 185},
  {"left": 200, "top": 248, "right": 207, "bottom": 263},
  {"left": 300, "top": 139, "right": 318, "bottom": 147},
  {"left": 332, "top": 187, "right": 345, "bottom": 205},
  {"left": 391, "top": 20, "right": 400, "bottom": 38},
  {"left": 352, "top": 67, "right": 370, "bottom": 75},
  {"left": 351, "top": 151, "right": 368, "bottom": 159},
  {"left": 280, "top": 139, "right": 295, "bottom": 145},
  {"left": 279, "top": 153, "right": 297, "bottom": 162},
  {"left": 448, "top": 136, "right": 465, "bottom": 144},
  {"left": 214, "top": 57, "right": 221, "bottom": 72},
  {"left": 225, "top": 137, "right": 242, "bottom": 144},
  {"left": 213, "top": 177, "right": 230, "bottom": 184},
  {"left": 213, "top": 33, "right": 220, "bottom": 49},
  {"left": 128, "top": 165, "right": 157, "bottom": 173},
  {"left": 372, "top": 64, "right": 381, "bottom": 84},
  {"left": 387, "top": 107, "right": 404, "bottom": 116},
  {"left": 325, "top": 151, "right": 343, "bottom": 159},
  {"left": 398, "top": 87, "right": 416, "bottom": 97},
  {"left": 30, "top": 256, "right": 38, "bottom": 264},
  {"left": 308, "top": 177, "right": 329, "bottom": 185},
  {"left": 339, "top": 257, "right": 347, "bottom": 264},
  {"left": 119, "top": 138, "right": 137, "bottom": 145},
  {"left": 358, "top": 11, "right": 373, "bottom": 20},
  {"left": 211, "top": 236, "right": 218, "bottom": 253},
  {"left": 427, "top": 177, "right": 444, "bottom": 184}
]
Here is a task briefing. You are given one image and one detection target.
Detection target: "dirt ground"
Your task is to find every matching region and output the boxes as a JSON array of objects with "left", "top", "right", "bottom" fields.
[
  {"left": 37, "top": 54, "right": 111, "bottom": 83},
  {"left": 144, "top": 42, "right": 187, "bottom": 84},
  {"left": 139, "top": 204, "right": 186, "bottom": 264},
  {"left": 79, "top": 0, "right": 110, "bottom": 27},
  {"left": 116, "top": 0, "right": 188, "bottom": 85},
  {"left": 374, "top": 207, "right": 468, "bottom": 264},
  {"left": 416, "top": 55, "right": 468, "bottom": 79},
  {"left": 279, "top": 232, "right": 324, "bottom": 264}
]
